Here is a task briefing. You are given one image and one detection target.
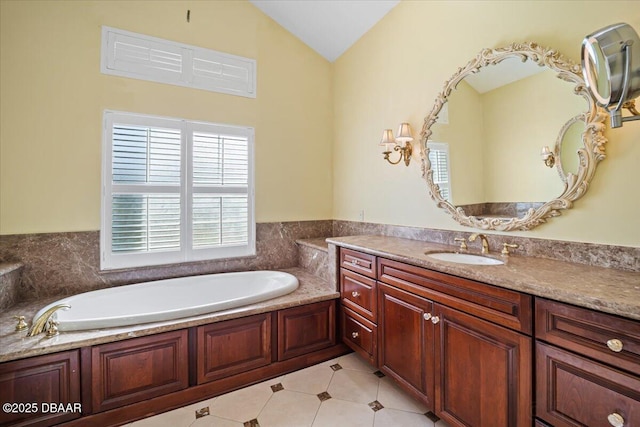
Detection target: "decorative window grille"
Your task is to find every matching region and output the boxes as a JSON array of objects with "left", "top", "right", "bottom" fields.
[
  {"left": 101, "top": 26, "right": 256, "bottom": 98},
  {"left": 101, "top": 111, "right": 255, "bottom": 270},
  {"left": 428, "top": 142, "right": 452, "bottom": 202}
]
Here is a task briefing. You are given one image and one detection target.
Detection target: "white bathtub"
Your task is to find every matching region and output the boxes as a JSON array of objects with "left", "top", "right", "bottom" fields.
[{"left": 33, "top": 271, "right": 299, "bottom": 332}]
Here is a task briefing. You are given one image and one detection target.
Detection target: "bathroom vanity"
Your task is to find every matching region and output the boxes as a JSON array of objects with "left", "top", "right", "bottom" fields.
[{"left": 330, "top": 235, "right": 640, "bottom": 427}]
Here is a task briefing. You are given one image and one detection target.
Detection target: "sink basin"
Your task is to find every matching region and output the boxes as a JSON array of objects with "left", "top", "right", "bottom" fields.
[{"left": 426, "top": 252, "right": 504, "bottom": 265}]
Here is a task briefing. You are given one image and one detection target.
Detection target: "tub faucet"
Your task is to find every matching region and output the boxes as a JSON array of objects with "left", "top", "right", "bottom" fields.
[
  {"left": 468, "top": 233, "right": 490, "bottom": 254},
  {"left": 27, "top": 304, "right": 70, "bottom": 337}
]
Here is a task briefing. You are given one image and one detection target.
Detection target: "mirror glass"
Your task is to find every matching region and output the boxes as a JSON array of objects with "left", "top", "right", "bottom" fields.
[{"left": 420, "top": 43, "right": 607, "bottom": 231}]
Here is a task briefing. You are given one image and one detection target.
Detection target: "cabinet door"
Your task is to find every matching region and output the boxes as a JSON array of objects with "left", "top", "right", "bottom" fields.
[
  {"left": 378, "top": 283, "right": 434, "bottom": 408},
  {"left": 91, "top": 330, "right": 188, "bottom": 413},
  {"left": 0, "top": 350, "right": 81, "bottom": 427},
  {"left": 536, "top": 342, "right": 640, "bottom": 427},
  {"left": 277, "top": 300, "right": 336, "bottom": 361},
  {"left": 341, "top": 306, "right": 377, "bottom": 366},
  {"left": 434, "top": 304, "right": 532, "bottom": 427},
  {"left": 197, "top": 314, "right": 271, "bottom": 384}
]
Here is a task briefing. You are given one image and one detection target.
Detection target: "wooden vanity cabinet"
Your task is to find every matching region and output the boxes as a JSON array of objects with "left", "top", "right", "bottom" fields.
[
  {"left": 0, "top": 350, "right": 81, "bottom": 426},
  {"left": 378, "top": 282, "right": 434, "bottom": 407},
  {"left": 535, "top": 298, "right": 640, "bottom": 427},
  {"left": 434, "top": 304, "right": 532, "bottom": 427}
]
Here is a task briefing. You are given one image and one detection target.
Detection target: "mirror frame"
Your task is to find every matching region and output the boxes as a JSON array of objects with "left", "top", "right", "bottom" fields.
[{"left": 419, "top": 42, "right": 608, "bottom": 231}]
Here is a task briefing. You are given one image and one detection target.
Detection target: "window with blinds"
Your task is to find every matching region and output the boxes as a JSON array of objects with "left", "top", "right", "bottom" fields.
[
  {"left": 427, "top": 142, "right": 452, "bottom": 202},
  {"left": 101, "top": 26, "right": 256, "bottom": 98},
  {"left": 101, "top": 111, "right": 255, "bottom": 270}
]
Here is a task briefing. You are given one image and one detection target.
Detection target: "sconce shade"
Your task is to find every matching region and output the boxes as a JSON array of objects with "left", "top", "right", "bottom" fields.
[
  {"left": 380, "top": 129, "right": 395, "bottom": 145},
  {"left": 582, "top": 23, "right": 640, "bottom": 108},
  {"left": 395, "top": 122, "right": 414, "bottom": 143}
]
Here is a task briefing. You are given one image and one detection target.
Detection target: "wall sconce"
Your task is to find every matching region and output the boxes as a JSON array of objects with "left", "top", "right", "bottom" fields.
[
  {"left": 380, "top": 123, "right": 413, "bottom": 166},
  {"left": 582, "top": 23, "right": 640, "bottom": 128},
  {"left": 540, "top": 146, "right": 555, "bottom": 168}
]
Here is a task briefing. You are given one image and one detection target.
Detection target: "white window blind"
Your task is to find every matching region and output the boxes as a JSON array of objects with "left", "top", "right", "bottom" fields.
[
  {"left": 101, "top": 26, "right": 256, "bottom": 98},
  {"left": 428, "top": 142, "right": 452, "bottom": 202},
  {"left": 102, "top": 111, "right": 255, "bottom": 270}
]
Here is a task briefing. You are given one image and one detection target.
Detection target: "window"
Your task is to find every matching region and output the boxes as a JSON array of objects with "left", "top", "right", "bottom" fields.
[
  {"left": 101, "top": 111, "right": 255, "bottom": 270},
  {"left": 427, "top": 142, "right": 452, "bottom": 202},
  {"left": 101, "top": 26, "right": 256, "bottom": 98}
]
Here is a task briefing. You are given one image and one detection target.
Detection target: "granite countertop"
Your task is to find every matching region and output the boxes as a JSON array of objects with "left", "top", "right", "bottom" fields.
[
  {"left": 0, "top": 268, "right": 338, "bottom": 363},
  {"left": 327, "top": 235, "right": 640, "bottom": 321}
]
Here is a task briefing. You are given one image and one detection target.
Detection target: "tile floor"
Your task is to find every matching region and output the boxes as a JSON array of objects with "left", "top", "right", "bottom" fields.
[{"left": 125, "top": 352, "right": 452, "bottom": 427}]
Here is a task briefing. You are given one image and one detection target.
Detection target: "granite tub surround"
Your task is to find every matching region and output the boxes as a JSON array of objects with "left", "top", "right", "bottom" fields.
[
  {"left": 0, "top": 262, "right": 23, "bottom": 309},
  {"left": 296, "top": 238, "right": 330, "bottom": 282},
  {"left": 327, "top": 235, "right": 640, "bottom": 320},
  {"left": 0, "top": 267, "right": 338, "bottom": 363},
  {"left": 0, "top": 220, "right": 333, "bottom": 302},
  {"left": 331, "top": 220, "right": 640, "bottom": 272}
]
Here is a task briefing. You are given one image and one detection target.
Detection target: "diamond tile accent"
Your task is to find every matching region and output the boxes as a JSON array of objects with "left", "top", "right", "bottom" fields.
[
  {"left": 195, "top": 407, "right": 210, "bottom": 419},
  {"left": 425, "top": 411, "right": 440, "bottom": 422},
  {"left": 373, "top": 370, "right": 385, "bottom": 378},
  {"left": 368, "top": 400, "right": 384, "bottom": 412},
  {"left": 330, "top": 363, "right": 342, "bottom": 371},
  {"left": 317, "top": 391, "right": 332, "bottom": 402},
  {"left": 270, "top": 383, "right": 284, "bottom": 392},
  {"left": 243, "top": 419, "right": 259, "bottom": 427}
]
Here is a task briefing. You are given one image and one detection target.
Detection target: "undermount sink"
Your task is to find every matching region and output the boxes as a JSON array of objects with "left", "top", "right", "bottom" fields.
[{"left": 426, "top": 252, "right": 504, "bottom": 266}]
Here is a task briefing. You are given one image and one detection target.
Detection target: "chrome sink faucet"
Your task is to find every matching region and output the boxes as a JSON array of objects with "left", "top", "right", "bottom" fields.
[{"left": 468, "top": 233, "right": 490, "bottom": 254}]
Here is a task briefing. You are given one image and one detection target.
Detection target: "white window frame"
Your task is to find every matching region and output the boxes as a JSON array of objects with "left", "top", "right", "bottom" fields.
[
  {"left": 101, "top": 26, "right": 257, "bottom": 98},
  {"left": 101, "top": 110, "right": 255, "bottom": 270},
  {"left": 427, "top": 141, "right": 452, "bottom": 202}
]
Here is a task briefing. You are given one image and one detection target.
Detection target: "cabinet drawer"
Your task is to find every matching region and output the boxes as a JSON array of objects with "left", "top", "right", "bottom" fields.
[
  {"left": 91, "top": 330, "right": 188, "bottom": 413},
  {"left": 536, "top": 342, "right": 640, "bottom": 427},
  {"left": 340, "top": 268, "right": 377, "bottom": 322},
  {"left": 536, "top": 298, "right": 640, "bottom": 376},
  {"left": 341, "top": 307, "right": 377, "bottom": 366},
  {"left": 340, "top": 248, "right": 376, "bottom": 278},
  {"left": 197, "top": 314, "right": 271, "bottom": 384},
  {"left": 378, "top": 257, "right": 532, "bottom": 334}
]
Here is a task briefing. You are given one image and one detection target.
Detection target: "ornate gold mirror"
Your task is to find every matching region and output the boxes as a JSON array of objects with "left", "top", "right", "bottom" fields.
[{"left": 420, "top": 42, "right": 607, "bottom": 231}]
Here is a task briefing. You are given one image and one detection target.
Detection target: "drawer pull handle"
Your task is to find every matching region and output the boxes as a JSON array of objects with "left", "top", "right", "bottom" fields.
[
  {"left": 606, "top": 339, "right": 624, "bottom": 353},
  {"left": 351, "top": 291, "right": 360, "bottom": 298},
  {"left": 431, "top": 316, "right": 440, "bottom": 324},
  {"left": 351, "top": 332, "right": 359, "bottom": 339},
  {"left": 607, "top": 412, "right": 625, "bottom": 427},
  {"left": 423, "top": 313, "right": 432, "bottom": 321}
]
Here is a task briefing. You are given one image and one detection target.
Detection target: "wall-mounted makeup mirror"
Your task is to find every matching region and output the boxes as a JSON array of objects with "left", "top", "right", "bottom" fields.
[
  {"left": 420, "top": 42, "right": 607, "bottom": 231},
  {"left": 582, "top": 22, "right": 640, "bottom": 128}
]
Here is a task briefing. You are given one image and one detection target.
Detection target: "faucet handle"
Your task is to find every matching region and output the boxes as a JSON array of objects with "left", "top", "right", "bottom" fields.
[
  {"left": 13, "top": 315, "right": 28, "bottom": 331},
  {"left": 454, "top": 238, "right": 468, "bottom": 251},
  {"left": 45, "top": 319, "right": 60, "bottom": 338},
  {"left": 501, "top": 243, "right": 519, "bottom": 256}
]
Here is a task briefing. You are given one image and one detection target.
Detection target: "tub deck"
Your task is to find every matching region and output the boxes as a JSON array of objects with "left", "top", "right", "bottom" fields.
[{"left": 0, "top": 268, "right": 337, "bottom": 363}]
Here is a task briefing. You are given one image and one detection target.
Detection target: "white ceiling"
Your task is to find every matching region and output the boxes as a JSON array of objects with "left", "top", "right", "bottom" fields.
[{"left": 249, "top": 0, "right": 400, "bottom": 62}]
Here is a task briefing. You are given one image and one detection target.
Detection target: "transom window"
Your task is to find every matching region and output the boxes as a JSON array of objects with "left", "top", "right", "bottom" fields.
[{"left": 101, "top": 111, "right": 255, "bottom": 270}]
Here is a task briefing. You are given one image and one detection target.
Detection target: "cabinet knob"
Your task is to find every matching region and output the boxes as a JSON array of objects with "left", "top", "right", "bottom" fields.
[
  {"left": 606, "top": 339, "right": 623, "bottom": 353},
  {"left": 351, "top": 332, "right": 359, "bottom": 339},
  {"left": 423, "top": 313, "right": 432, "bottom": 321},
  {"left": 351, "top": 291, "right": 360, "bottom": 298},
  {"left": 607, "top": 412, "right": 625, "bottom": 427},
  {"left": 351, "top": 259, "right": 359, "bottom": 266},
  {"left": 431, "top": 316, "right": 440, "bottom": 324}
]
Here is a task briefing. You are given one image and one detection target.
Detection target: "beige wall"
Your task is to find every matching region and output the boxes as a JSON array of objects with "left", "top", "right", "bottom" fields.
[
  {"left": 333, "top": 1, "right": 640, "bottom": 246},
  {"left": 0, "top": 0, "right": 333, "bottom": 234}
]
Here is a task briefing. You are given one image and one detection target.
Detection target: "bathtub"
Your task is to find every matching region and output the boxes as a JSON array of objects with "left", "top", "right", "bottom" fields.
[{"left": 32, "top": 271, "right": 299, "bottom": 332}]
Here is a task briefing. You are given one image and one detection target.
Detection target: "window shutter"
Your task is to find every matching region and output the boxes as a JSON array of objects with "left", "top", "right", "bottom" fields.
[
  {"left": 428, "top": 143, "right": 452, "bottom": 201},
  {"left": 102, "top": 27, "right": 257, "bottom": 98}
]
